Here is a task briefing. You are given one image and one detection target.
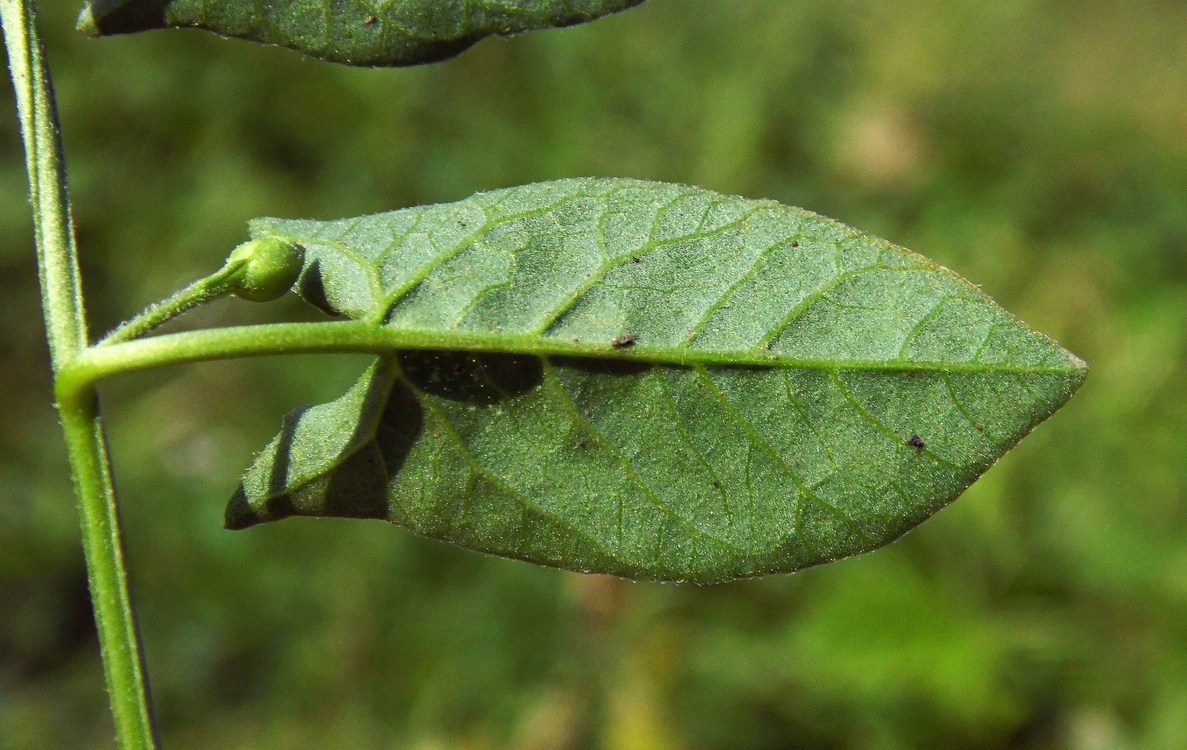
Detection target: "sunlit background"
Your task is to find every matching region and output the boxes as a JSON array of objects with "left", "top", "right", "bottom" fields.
[{"left": 2, "top": 1, "right": 1185, "bottom": 748}]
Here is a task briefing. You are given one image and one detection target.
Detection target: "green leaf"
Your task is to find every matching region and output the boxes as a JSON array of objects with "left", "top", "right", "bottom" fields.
[
  {"left": 77, "top": 0, "right": 645, "bottom": 66},
  {"left": 226, "top": 178, "right": 1086, "bottom": 583}
]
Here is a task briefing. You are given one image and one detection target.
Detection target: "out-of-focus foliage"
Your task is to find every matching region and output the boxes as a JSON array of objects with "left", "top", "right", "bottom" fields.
[{"left": 1, "top": 0, "right": 1183, "bottom": 747}]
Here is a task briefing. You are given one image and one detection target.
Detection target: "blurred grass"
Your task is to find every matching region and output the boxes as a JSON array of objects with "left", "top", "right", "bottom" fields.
[{"left": 1, "top": 1, "right": 1185, "bottom": 748}]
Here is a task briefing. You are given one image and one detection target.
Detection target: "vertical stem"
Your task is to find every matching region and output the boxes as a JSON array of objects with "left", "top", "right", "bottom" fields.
[
  {"left": 1, "top": 0, "right": 84, "bottom": 364},
  {"left": 1, "top": 1, "right": 160, "bottom": 747},
  {"left": 58, "top": 389, "right": 161, "bottom": 750}
]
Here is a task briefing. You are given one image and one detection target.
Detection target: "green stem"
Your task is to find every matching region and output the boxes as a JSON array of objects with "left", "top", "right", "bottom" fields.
[
  {"left": 1, "top": 1, "right": 160, "bottom": 747},
  {"left": 1, "top": 0, "right": 85, "bottom": 365},
  {"left": 60, "top": 322, "right": 402, "bottom": 398},
  {"left": 99, "top": 260, "right": 246, "bottom": 346},
  {"left": 57, "top": 388, "right": 161, "bottom": 749}
]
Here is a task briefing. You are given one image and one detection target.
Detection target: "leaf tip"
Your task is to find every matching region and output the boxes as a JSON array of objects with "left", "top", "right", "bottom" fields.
[
  {"left": 75, "top": 4, "right": 100, "bottom": 35},
  {"left": 1061, "top": 347, "right": 1090, "bottom": 393}
]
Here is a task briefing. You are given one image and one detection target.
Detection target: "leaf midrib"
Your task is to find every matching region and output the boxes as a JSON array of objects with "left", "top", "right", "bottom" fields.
[{"left": 295, "top": 326, "right": 1084, "bottom": 374}]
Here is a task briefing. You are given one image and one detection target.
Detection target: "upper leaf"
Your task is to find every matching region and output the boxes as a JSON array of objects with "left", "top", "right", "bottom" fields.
[
  {"left": 227, "top": 178, "right": 1086, "bottom": 583},
  {"left": 77, "top": 0, "right": 645, "bottom": 66}
]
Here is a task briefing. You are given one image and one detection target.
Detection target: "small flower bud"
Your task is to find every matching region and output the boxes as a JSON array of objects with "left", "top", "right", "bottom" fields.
[{"left": 225, "top": 237, "right": 305, "bottom": 302}]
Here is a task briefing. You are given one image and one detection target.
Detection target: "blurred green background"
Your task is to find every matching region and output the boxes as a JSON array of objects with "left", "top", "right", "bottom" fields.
[{"left": 1, "top": 1, "right": 1184, "bottom": 748}]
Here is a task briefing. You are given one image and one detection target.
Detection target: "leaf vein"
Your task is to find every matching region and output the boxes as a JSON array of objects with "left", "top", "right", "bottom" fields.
[
  {"left": 759, "top": 263, "right": 931, "bottom": 348},
  {"left": 398, "top": 368, "right": 619, "bottom": 559},
  {"left": 652, "top": 368, "right": 735, "bottom": 530},
  {"left": 827, "top": 371, "right": 959, "bottom": 470},
  {"left": 692, "top": 365, "right": 873, "bottom": 546},
  {"left": 541, "top": 358, "right": 745, "bottom": 557},
  {"left": 531, "top": 205, "right": 771, "bottom": 336},
  {"left": 374, "top": 193, "right": 592, "bottom": 321}
]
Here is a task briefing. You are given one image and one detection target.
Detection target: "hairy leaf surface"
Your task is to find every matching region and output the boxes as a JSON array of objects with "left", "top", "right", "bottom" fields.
[
  {"left": 227, "top": 178, "right": 1086, "bottom": 582},
  {"left": 77, "top": 0, "right": 645, "bottom": 66}
]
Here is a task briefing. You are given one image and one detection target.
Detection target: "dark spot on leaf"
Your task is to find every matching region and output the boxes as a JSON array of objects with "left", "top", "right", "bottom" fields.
[
  {"left": 791, "top": 240, "right": 800, "bottom": 247},
  {"left": 974, "top": 423, "right": 984, "bottom": 431},
  {"left": 400, "top": 351, "right": 543, "bottom": 405},
  {"left": 632, "top": 256, "right": 642, "bottom": 264},
  {"left": 364, "top": 15, "right": 378, "bottom": 25},
  {"left": 907, "top": 434, "right": 926, "bottom": 451},
  {"left": 611, "top": 333, "right": 639, "bottom": 348},
  {"left": 555, "top": 356, "right": 649, "bottom": 377}
]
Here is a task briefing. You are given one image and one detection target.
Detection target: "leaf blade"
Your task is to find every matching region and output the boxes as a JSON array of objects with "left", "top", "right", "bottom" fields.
[
  {"left": 78, "top": 0, "right": 645, "bottom": 66},
  {"left": 229, "top": 178, "right": 1086, "bottom": 582}
]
